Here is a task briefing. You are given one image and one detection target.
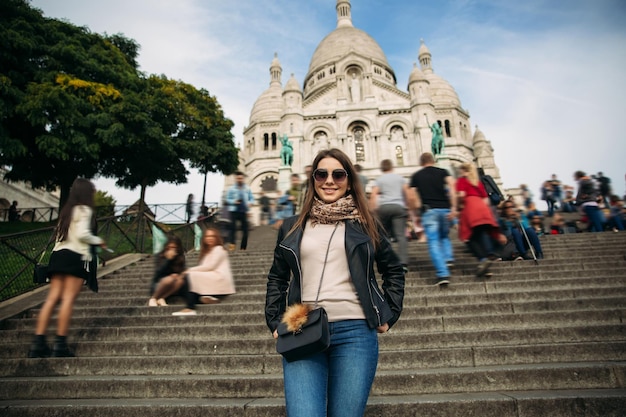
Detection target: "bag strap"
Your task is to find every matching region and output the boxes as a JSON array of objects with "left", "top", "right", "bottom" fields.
[
  {"left": 313, "top": 222, "right": 339, "bottom": 309},
  {"left": 37, "top": 231, "right": 56, "bottom": 264}
]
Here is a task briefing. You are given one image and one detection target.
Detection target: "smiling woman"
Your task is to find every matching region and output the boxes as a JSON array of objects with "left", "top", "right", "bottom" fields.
[{"left": 265, "top": 147, "right": 406, "bottom": 417}]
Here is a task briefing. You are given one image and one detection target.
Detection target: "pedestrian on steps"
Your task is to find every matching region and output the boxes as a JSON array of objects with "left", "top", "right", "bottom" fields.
[
  {"left": 28, "top": 178, "right": 107, "bottom": 358},
  {"left": 456, "top": 162, "right": 504, "bottom": 277},
  {"left": 409, "top": 152, "right": 457, "bottom": 286},
  {"left": 369, "top": 158, "right": 414, "bottom": 272},
  {"left": 225, "top": 171, "right": 255, "bottom": 251}
]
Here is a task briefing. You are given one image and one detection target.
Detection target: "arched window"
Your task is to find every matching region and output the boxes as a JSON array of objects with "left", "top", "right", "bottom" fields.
[
  {"left": 395, "top": 146, "right": 404, "bottom": 166},
  {"left": 264, "top": 133, "right": 269, "bottom": 151},
  {"left": 390, "top": 125, "right": 404, "bottom": 141},
  {"left": 271, "top": 133, "right": 277, "bottom": 150},
  {"left": 444, "top": 120, "right": 451, "bottom": 137},
  {"left": 354, "top": 127, "right": 365, "bottom": 162},
  {"left": 260, "top": 175, "right": 277, "bottom": 192},
  {"left": 314, "top": 130, "right": 327, "bottom": 143}
]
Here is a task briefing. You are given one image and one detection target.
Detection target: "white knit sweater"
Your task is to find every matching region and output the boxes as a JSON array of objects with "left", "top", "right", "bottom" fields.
[{"left": 53, "top": 205, "right": 103, "bottom": 261}]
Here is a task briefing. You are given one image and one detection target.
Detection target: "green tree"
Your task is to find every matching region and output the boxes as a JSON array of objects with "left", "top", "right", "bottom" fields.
[
  {"left": 94, "top": 190, "right": 116, "bottom": 217},
  {"left": 97, "top": 75, "right": 239, "bottom": 204},
  {"left": 0, "top": 0, "right": 239, "bottom": 211},
  {"left": 0, "top": 0, "right": 139, "bottom": 208}
]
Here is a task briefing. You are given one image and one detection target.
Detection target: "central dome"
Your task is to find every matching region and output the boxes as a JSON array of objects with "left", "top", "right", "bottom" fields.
[{"left": 307, "top": 26, "right": 390, "bottom": 74}]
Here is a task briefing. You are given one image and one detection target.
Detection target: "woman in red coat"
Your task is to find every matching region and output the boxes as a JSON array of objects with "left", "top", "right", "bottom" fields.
[{"left": 456, "top": 163, "right": 504, "bottom": 277}]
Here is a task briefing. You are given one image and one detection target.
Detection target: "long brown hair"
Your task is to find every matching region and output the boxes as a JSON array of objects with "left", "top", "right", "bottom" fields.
[
  {"left": 55, "top": 178, "right": 96, "bottom": 241},
  {"left": 159, "top": 235, "right": 186, "bottom": 273},
  {"left": 199, "top": 226, "right": 224, "bottom": 260},
  {"left": 289, "top": 148, "right": 381, "bottom": 249}
]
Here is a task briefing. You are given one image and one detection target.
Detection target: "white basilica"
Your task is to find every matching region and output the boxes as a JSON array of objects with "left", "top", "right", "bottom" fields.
[{"left": 225, "top": 0, "right": 502, "bottom": 217}]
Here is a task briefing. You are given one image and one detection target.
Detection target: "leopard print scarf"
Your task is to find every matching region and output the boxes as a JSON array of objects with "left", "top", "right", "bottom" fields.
[{"left": 309, "top": 195, "right": 362, "bottom": 225}]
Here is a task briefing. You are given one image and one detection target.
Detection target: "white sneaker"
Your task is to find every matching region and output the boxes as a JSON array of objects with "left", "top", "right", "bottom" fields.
[
  {"left": 148, "top": 298, "right": 157, "bottom": 307},
  {"left": 172, "top": 309, "right": 197, "bottom": 316}
]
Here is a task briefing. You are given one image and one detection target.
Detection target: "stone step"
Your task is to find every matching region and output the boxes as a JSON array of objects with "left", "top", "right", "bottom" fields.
[
  {"left": 1, "top": 389, "right": 624, "bottom": 417},
  {"left": 3, "top": 341, "right": 626, "bottom": 377},
  {"left": 3, "top": 306, "right": 626, "bottom": 338},
  {"left": 79, "top": 279, "right": 626, "bottom": 304},
  {"left": 115, "top": 261, "right": 626, "bottom": 278},
  {"left": 119, "top": 260, "right": 626, "bottom": 277},
  {"left": 4, "top": 323, "right": 623, "bottom": 358},
  {"left": 14, "top": 295, "right": 626, "bottom": 321},
  {"left": 3, "top": 309, "right": 623, "bottom": 344},
  {"left": 93, "top": 271, "right": 626, "bottom": 296},
  {"left": 1, "top": 362, "right": 623, "bottom": 400}
]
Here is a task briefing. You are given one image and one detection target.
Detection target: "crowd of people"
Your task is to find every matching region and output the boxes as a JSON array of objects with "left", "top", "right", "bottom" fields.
[
  {"left": 537, "top": 171, "right": 624, "bottom": 232},
  {"left": 370, "top": 159, "right": 624, "bottom": 283}
]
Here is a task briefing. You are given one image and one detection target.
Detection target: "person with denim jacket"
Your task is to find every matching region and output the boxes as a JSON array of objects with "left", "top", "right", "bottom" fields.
[
  {"left": 265, "top": 148, "right": 405, "bottom": 417},
  {"left": 409, "top": 152, "right": 457, "bottom": 285},
  {"left": 499, "top": 202, "right": 544, "bottom": 260},
  {"left": 225, "top": 171, "right": 255, "bottom": 250}
]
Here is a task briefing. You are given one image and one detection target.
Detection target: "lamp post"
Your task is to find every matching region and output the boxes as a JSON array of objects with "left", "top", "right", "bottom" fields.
[{"left": 201, "top": 167, "right": 207, "bottom": 209}]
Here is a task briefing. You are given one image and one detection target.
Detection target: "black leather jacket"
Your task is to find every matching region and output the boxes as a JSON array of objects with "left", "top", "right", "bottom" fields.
[{"left": 265, "top": 216, "right": 405, "bottom": 333}]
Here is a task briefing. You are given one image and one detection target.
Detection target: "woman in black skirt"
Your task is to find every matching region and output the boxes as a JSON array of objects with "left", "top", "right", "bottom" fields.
[{"left": 28, "top": 178, "right": 107, "bottom": 358}]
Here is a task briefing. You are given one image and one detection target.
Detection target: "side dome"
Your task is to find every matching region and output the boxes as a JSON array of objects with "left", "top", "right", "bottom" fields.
[
  {"left": 424, "top": 73, "right": 461, "bottom": 108},
  {"left": 408, "top": 63, "right": 426, "bottom": 84},
  {"left": 284, "top": 73, "right": 301, "bottom": 93},
  {"left": 249, "top": 53, "right": 284, "bottom": 124},
  {"left": 249, "top": 86, "right": 283, "bottom": 124},
  {"left": 307, "top": 27, "right": 390, "bottom": 74}
]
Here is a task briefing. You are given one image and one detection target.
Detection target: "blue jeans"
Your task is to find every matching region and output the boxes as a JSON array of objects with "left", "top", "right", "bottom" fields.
[
  {"left": 583, "top": 205, "right": 604, "bottom": 232},
  {"left": 511, "top": 227, "right": 543, "bottom": 256},
  {"left": 609, "top": 214, "right": 624, "bottom": 231},
  {"left": 421, "top": 209, "right": 453, "bottom": 278},
  {"left": 283, "top": 320, "right": 378, "bottom": 417}
]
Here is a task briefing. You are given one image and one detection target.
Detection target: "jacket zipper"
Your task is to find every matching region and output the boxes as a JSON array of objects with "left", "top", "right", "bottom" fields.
[
  {"left": 365, "top": 245, "right": 383, "bottom": 327},
  {"left": 279, "top": 243, "right": 302, "bottom": 300}
]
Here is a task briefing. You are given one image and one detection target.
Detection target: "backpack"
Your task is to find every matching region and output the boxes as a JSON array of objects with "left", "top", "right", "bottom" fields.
[{"left": 481, "top": 175, "right": 503, "bottom": 207}]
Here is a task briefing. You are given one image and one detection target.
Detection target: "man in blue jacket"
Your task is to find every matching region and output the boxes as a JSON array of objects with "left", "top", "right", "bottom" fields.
[{"left": 226, "top": 171, "right": 255, "bottom": 250}]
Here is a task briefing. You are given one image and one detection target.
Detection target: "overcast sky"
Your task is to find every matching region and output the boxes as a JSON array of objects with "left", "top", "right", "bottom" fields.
[{"left": 30, "top": 0, "right": 626, "bottom": 209}]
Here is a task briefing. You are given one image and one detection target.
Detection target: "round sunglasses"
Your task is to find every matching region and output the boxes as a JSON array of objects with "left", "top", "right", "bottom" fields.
[{"left": 313, "top": 168, "right": 348, "bottom": 183}]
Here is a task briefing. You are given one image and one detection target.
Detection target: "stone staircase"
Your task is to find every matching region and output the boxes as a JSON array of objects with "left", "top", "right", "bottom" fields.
[{"left": 1, "top": 226, "right": 625, "bottom": 416}]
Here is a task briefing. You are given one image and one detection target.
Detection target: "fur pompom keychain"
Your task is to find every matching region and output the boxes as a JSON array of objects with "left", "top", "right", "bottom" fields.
[{"left": 281, "top": 303, "right": 313, "bottom": 332}]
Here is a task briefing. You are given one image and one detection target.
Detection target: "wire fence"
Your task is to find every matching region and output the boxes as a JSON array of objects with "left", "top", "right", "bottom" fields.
[{"left": 1, "top": 202, "right": 221, "bottom": 225}]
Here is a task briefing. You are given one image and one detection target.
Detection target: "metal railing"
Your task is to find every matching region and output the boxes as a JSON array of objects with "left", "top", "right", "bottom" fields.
[
  {"left": 0, "top": 210, "right": 223, "bottom": 303},
  {"left": 0, "top": 207, "right": 60, "bottom": 223},
  {"left": 1, "top": 202, "right": 220, "bottom": 224}
]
